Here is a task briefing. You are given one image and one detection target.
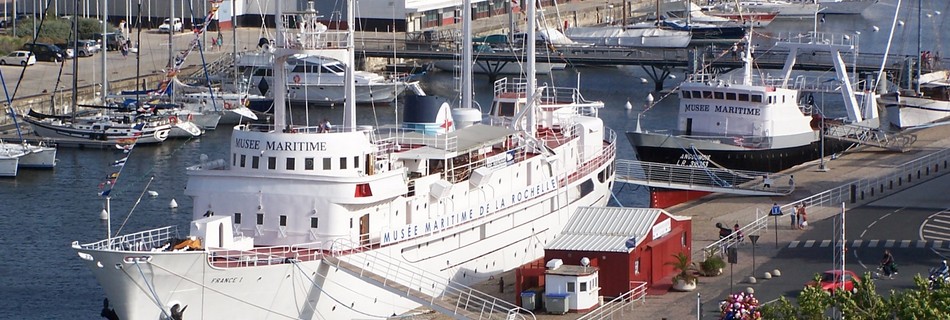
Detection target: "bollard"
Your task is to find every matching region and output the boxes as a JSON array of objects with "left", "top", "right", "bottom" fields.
[
  {"left": 763, "top": 272, "right": 772, "bottom": 279},
  {"left": 772, "top": 269, "right": 782, "bottom": 277},
  {"left": 747, "top": 276, "right": 757, "bottom": 284}
]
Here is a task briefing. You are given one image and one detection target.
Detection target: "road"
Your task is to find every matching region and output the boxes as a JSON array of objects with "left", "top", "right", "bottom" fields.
[{"left": 700, "top": 173, "right": 950, "bottom": 317}]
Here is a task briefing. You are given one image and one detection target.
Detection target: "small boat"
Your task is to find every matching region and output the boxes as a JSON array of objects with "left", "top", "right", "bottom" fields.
[
  {"left": 0, "top": 142, "right": 27, "bottom": 177},
  {"left": 565, "top": 25, "right": 692, "bottom": 48},
  {"left": 24, "top": 108, "right": 186, "bottom": 144},
  {"left": 0, "top": 140, "right": 56, "bottom": 168}
]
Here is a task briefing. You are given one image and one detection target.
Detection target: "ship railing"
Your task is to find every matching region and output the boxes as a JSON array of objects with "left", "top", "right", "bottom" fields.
[
  {"left": 79, "top": 226, "right": 180, "bottom": 251},
  {"left": 373, "top": 127, "right": 459, "bottom": 152},
  {"left": 700, "top": 144, "right": 950, "bottom": 260},
  {"left": 775, "top": 31, "right": 857, "bottom": 49},
  {"left": 326, "top": 239, "right": 535, "bottom": 320},
  {"left": 576, "top": 281, "right": 648, "bottom": 320},
  {"left": 207, "top": 242, "right": 324, "bottom": 268}
]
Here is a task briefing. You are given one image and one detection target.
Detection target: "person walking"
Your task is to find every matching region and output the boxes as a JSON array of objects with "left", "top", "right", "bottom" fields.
[
  {"left": 797, "top": 203, "right": 808, "bottom": 229},
  {"left": 790, "top": 204, "right": 799, "bottom": 229},
  {"left": 881, "top": 249, "right": 897, "bottom": 279}
]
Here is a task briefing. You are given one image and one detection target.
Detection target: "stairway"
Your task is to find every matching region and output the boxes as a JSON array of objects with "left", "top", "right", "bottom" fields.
[{"left": 323, "top": 240, "right": 534, "bottom": 320}]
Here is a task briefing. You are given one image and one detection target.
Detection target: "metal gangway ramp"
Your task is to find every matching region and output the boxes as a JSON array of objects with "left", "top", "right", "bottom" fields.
[
  {"left": 322, "top": 240, "right": 535, "bottom": 320},
  {"left": 616, "top": 159, "right": 793, "bottom": 196},
  {"left": 824, "top": 122, "right": 918, "bottom": 152}
]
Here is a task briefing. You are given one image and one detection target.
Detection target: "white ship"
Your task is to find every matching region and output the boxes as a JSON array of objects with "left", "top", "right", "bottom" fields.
[{"left": 72, "top": 1, "right": 616, "bottom": 319}]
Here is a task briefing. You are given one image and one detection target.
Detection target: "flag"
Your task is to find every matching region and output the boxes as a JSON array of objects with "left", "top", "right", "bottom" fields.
[
  {"left": 112, "top": 157, "right": 128, "bottom": 167},
  {"left": 99, "top": 189, "right": 112, "bottom": 197}
]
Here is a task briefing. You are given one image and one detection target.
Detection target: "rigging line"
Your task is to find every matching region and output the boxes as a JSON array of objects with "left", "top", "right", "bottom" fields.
[
  {"left": 290, "top": 260, "right": 419, "bottom": 319},
  {"left": 186, "top": 0, "right": 220, "bottom": 113},
  {"left": 133, "top": 261, "right": 172, "bottom": 319},
  {"left": 113, "top": 176, "right": 154, "bottom": 237},
  {"left": 10, "top": 0, "right": 56, "bottom": 104},
  {"left": 289, "top": 259, "right": 421, "bottom": 319},
  {"left": 145, "top": 261, "right": 299, "bottom": 319}
]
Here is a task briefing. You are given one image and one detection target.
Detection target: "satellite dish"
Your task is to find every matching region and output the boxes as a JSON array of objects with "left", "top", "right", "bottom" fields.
[{"left": 581, "top": 257, "right": 590, "bottom": 267}]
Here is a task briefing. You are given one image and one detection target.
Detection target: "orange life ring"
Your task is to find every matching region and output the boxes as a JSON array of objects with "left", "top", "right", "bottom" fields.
[
  {"left": 293, "top": 75, "right": 301, "bottom": 84},
  {"left": 223, "top": 102, "right": 232, "bottom": 109},
  {"left": 169, "top": 116, "right": 178, "bottom": 124}
]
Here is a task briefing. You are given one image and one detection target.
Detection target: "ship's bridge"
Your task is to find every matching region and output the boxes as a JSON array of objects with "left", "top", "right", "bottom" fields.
[{"left": 227, "top": 124, "right": 377, "bottom": 177}]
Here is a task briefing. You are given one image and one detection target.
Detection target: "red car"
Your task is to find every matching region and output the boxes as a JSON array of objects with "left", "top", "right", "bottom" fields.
[{"left": 806, "top": 270, "right": 860, "bottom": 293}]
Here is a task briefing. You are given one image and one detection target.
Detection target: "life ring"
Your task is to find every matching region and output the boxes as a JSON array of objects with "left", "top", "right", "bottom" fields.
[
  {"left": 187, "top": 113, "right": 194, "bottom": 121},
  {"left": 169, "top": 116, "right": 178, "bottom": 124},
  {"left": 293, "top": 75, "right": 301, "bottom": 84},
  {"left": 223, "top": 102, "right": 232, "bottom": 109}
]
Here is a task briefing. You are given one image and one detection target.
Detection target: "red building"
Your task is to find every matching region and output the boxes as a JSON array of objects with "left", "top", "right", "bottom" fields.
[{"left": 522, "top": 207, "right": 692, "bottom": 298}]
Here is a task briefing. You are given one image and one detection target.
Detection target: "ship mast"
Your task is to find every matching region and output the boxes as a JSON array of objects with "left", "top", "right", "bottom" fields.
[
  {"left": 462, "top": 0, "right": 472, "bottom": 109},
  {"left": 344, "top": 0, "right": 356, "bottom": 131},
  {"left": 525, "top": 0, "right": 536, "bottom": 136}
]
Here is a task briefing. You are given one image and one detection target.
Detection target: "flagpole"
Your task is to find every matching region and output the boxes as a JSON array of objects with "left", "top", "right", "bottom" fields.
[{"left": 106, "top": 196, "right": 112, "bottom": 248}]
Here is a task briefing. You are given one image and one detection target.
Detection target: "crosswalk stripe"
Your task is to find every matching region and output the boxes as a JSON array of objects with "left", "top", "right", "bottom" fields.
[
  {"left": 852, "top": 240, "right": 863, "bottom": 247},
  {"left": 819, "top": 240, "right": 831, "bottom": 248},
  {"left": 933, "top": 218, "right": 950, "bottom": 224},
  {"left": 927, "top": 224, "right": 950, "bottom": 231},
  {"left": 804, "top": 240, "right": 815, "bottom": 248},
  {"left": 868, "top": 239, "right": 879, "bottom": 247},
  {"left": 900, "top": 240, "right": 911, "bottom": 248},
  {"left": 923, "top": 229, "right": 950, "bottom": 238},
  {"left": 788, "top": 240, "right": 800, "bottom": 248},
  {"left": 916, "top": 240, "right": 928, "bottom": 248},
  {"left": 885, "top": 239, "right": 896, "bottom": 247}
]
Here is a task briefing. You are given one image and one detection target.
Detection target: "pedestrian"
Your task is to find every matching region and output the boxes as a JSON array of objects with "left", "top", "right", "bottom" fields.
[
  {"left": 763, "top": 175, "right": 772, "bottom": 188},
  {"left": 798, "top": 203, "right": 808, "bottom": 229},
  {"left": 731, "top": 43, "right": 738, "bottom": 61},
  {"left": 880, "top": 249, "right": 897, "bottom": 279},
  {"left": 320, "top": 118, "right": 332, "bottom": 133},
  {"left": 120, "top": 40, "right": 129, "bottom": 58},
  {"left": 790, "top": 204, "right": 799, "bottom": 229},
  {"left": 217, "top": 32, "right": 224, "bottom": 50},
  {"left": 788, "top": 175, "right": 795, "bottom": 188},
  {"left": 717, "top": 222, "right": 732, "bottom": 240},
  {"left": 733, "top": 223, "right": 744, "bottom": 243}
]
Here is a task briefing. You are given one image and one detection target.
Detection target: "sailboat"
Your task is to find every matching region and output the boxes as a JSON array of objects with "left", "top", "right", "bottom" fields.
[
  {"left": 565, "top": 0, "right": 691, "bottom": 48},
  {"left": 878, "top": 0, "right": 950, "bottom": 129},
  {"left": 71, "top": 0, "right": 616, "bottom": 319}
]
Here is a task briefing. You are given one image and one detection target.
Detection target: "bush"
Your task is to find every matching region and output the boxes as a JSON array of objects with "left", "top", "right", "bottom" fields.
[
  {"left": 8, "top": 16, "right": 115, "bottom": 44},
  {"left": 0, "top": 36, "right": 29, "bottom": 55},
  {"left": 701, "top": 255, "right": 726, "bottom": 276}
]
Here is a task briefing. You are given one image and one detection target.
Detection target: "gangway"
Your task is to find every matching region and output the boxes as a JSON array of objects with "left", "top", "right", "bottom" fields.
[
  {"left": 322, "top": 239, "right": 535, "bottom": 320},
  {"left": 615, "top": 159, "right": 792, "bottom": 196},
  {"left": 823, "top": 122, "right": 917, "bottom": 152}
]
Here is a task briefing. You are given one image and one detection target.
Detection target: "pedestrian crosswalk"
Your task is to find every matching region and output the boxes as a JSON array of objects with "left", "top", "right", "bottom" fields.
[
  {"left": 922, "top": 210, "right": 950, "bottom": 255},
  {"left": 786, "top": 239, "right": 947, "bottom": 249}
]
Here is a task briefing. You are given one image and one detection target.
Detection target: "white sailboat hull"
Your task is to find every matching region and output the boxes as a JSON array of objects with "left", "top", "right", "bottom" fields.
[
  {"left": 17, "top": 144, "right": 56, "bottom": 168},
  {"left": 0, "top": 156, "right": 18, "bottom": 177}
]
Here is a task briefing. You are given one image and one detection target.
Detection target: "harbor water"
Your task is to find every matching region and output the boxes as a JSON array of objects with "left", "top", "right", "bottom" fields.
[{"left": 1, "top": 1, "right": 947, "bottom": 317}]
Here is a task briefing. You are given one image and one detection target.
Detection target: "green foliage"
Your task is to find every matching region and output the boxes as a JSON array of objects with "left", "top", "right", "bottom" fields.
[
  {"left": 701, "top": 254, "right": 726, "bottom": 275},
  {"left": 666, "top": 252, "right": 696, "bottom": 283},
  {"left": 759, "top": 272, "right": 950, "bottom": 319},
  {"left": 8, "top": 17, "right": 114, "bottom": 43},
  {"left": 0, "top": 36, "right": 29, "bottom": 55}
]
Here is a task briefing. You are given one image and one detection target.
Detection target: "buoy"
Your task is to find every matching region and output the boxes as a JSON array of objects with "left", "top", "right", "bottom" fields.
[
  {"left": 624, "top": 101, "right": 633, "bottom": 110},
  {"left": 855, "top": 30, "right": 861, "bottom": 35},
  {"left": 646, "top": 93, "right": 655, "bottom": 105},
  {"left": 147, "top": 190, "right": 159, "bottom": 198},
  {"left": 169, "top": 199, "right": 179, "bottom": 209},
  {"left": 926, "top": 13, "right": 932, "bottom": 18},
  {"left": 669, "top": 74, "right": 677, "bottom": 79},
  {"left": 936, "top": 10, "right": 941, "bottom": 15},
  {"left": 639, "top": 77, "right": 648, "bottom": 84},
  {"left": 100, "top": 209, "right": 109, "bottom": 220}
]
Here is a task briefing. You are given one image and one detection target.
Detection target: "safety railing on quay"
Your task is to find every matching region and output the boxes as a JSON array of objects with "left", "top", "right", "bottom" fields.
[
  {"left": 701, "top": 146, "right": 950, "bottom": 259},
  {"left": 576, "top": 281, "right": 648, "bottom": 320},
  {"left": 326, "top": 239, "right": 535, "bottom": 320}
]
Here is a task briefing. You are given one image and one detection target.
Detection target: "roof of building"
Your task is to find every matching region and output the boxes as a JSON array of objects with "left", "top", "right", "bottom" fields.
[{"left": 545, "top": 207, "right": 690, "bottom": 253}]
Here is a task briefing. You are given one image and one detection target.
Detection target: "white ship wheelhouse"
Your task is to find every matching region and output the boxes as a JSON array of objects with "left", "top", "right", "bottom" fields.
[{"left": 677, "top": 74, "right": 812, "bottom": 139}]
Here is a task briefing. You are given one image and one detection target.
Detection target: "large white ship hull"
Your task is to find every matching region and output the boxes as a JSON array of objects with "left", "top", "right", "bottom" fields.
[{"left": 74, "top": 161, "right": 612, "bottom": 319}]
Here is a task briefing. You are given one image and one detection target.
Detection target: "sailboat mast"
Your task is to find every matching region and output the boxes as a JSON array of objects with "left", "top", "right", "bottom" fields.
[
  {"left": 232, "top": 0, "right": 238, "bottom": 90},
  {"left": 526, "top": 0, "right": 536, "bottom": 135},
  {"left": 344, "top": 0, "right": 356, "bottom": 131},
  {"left": 71, "top": 0, "right": 80, "bottom": 114},
  {"left": 169, "top": 0, "right": 175, "bottom": 103},
  {"left": 916, "top": 0, "right": 921, "bottom": 94},
  {"left": 136, "top": 0, "right": 142, "bottom": 101},
  {"left": 462, "top": 0, "right": 472, "bottom": 109},
  {"left": 101, "top": 0, "right": 108, "bottom": 99}
]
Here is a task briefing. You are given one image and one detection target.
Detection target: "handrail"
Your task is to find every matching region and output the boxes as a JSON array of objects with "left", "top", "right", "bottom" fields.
[
  {"left": 326, "top": 238, "right": 535, "bottom": 320},
  {"left": 701, "top": 146, "right": 950, "bottom": 260},
  {"left": 77, "top": 226, "right": 180, "bottom": 251},
  {"left": 576, "top": 281, "right": 648, "bottom": 320}
]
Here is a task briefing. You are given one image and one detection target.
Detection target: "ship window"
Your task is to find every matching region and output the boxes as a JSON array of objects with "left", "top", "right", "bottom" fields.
[
  {"left": 681, "top": 91, "right": 691, "bottom": 99},
  {"left": 232, "top": 153, "right": 236, "bottom": 166},
  {"left": 353, "top": 156, "right": 359, "bottom": 169},
  {"left": 256, "top": 213, "right": 264, "bottom": 225},
  {"left": 286, "top": 157, "right": 296, "bottom": 170},
  {"left": 252, "top": 156, "right": 260, "bottom": 169},
  {"left": 751, "top": 95, "right": 762, "bottom": 103},
  {"left": 580, "top": 282, "right": 588, "bottom": 292},
  {"left": 496, "top": 102, "right": 516, "bottom": 116},
  {"left": 268, "top": 157, "right": 277, "bottom": 170},
  {"left": 702, "top": 91, "right": 713, "bottom": 99},
  {"left": 323, "top": 158, "right": 331, "bottom": 170},
  {"left": 726, "top": 92, "right": 736, "bottom": 100},
  {"left": 310, "top": 217, "right": 318, "bottom": 228},
  {"left": 567, "top": 282, "right": 576, "bottom": 292},
  {"left": 279, "top": 215, "right": 287, "bottom": 226},
  {"left": 579, "top": 179, "right": 594, "bottom": 197},
  {"left": 782, "top": 95, "right": 786, "bottom": 103},
  {"left": 738, "top": 93, "right": 749, "bottom": 101},
  {"left": 240, "top": 154, "right": 246, "bottom": 167},
  {"left": 234, "top": 213, "right": 242, "bottom": 224},
  {"left": 340, "top": 157, "right": 348, "bottom": 169},
  {"left": 692, "top": 91, "right": 701, "bottom": 98},
  {"left": 714, "top": 92, "right": 724, "bottom": 99},
  {"left": 305, "top": 158, "right": 314, "bottom": 170}
]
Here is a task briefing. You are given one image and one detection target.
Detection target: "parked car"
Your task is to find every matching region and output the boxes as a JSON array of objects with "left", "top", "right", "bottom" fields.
[
  {"left": 0, "top": 51, "right": 36, "bottom": 66},
  {"left": 20, "top": 43, "right": 65, "bottom": 62},
  {"left": 158, "top": 18, "right": 183, "bottom": 33},
  {"left": 805, "top": 270, "right": 860, "bottom": 294},
  {"left": 56, "top": 40, "right": 100, "bottom": 57},
  {"left": 92, "top": 32, "right": 127, "bottom": 51}
]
